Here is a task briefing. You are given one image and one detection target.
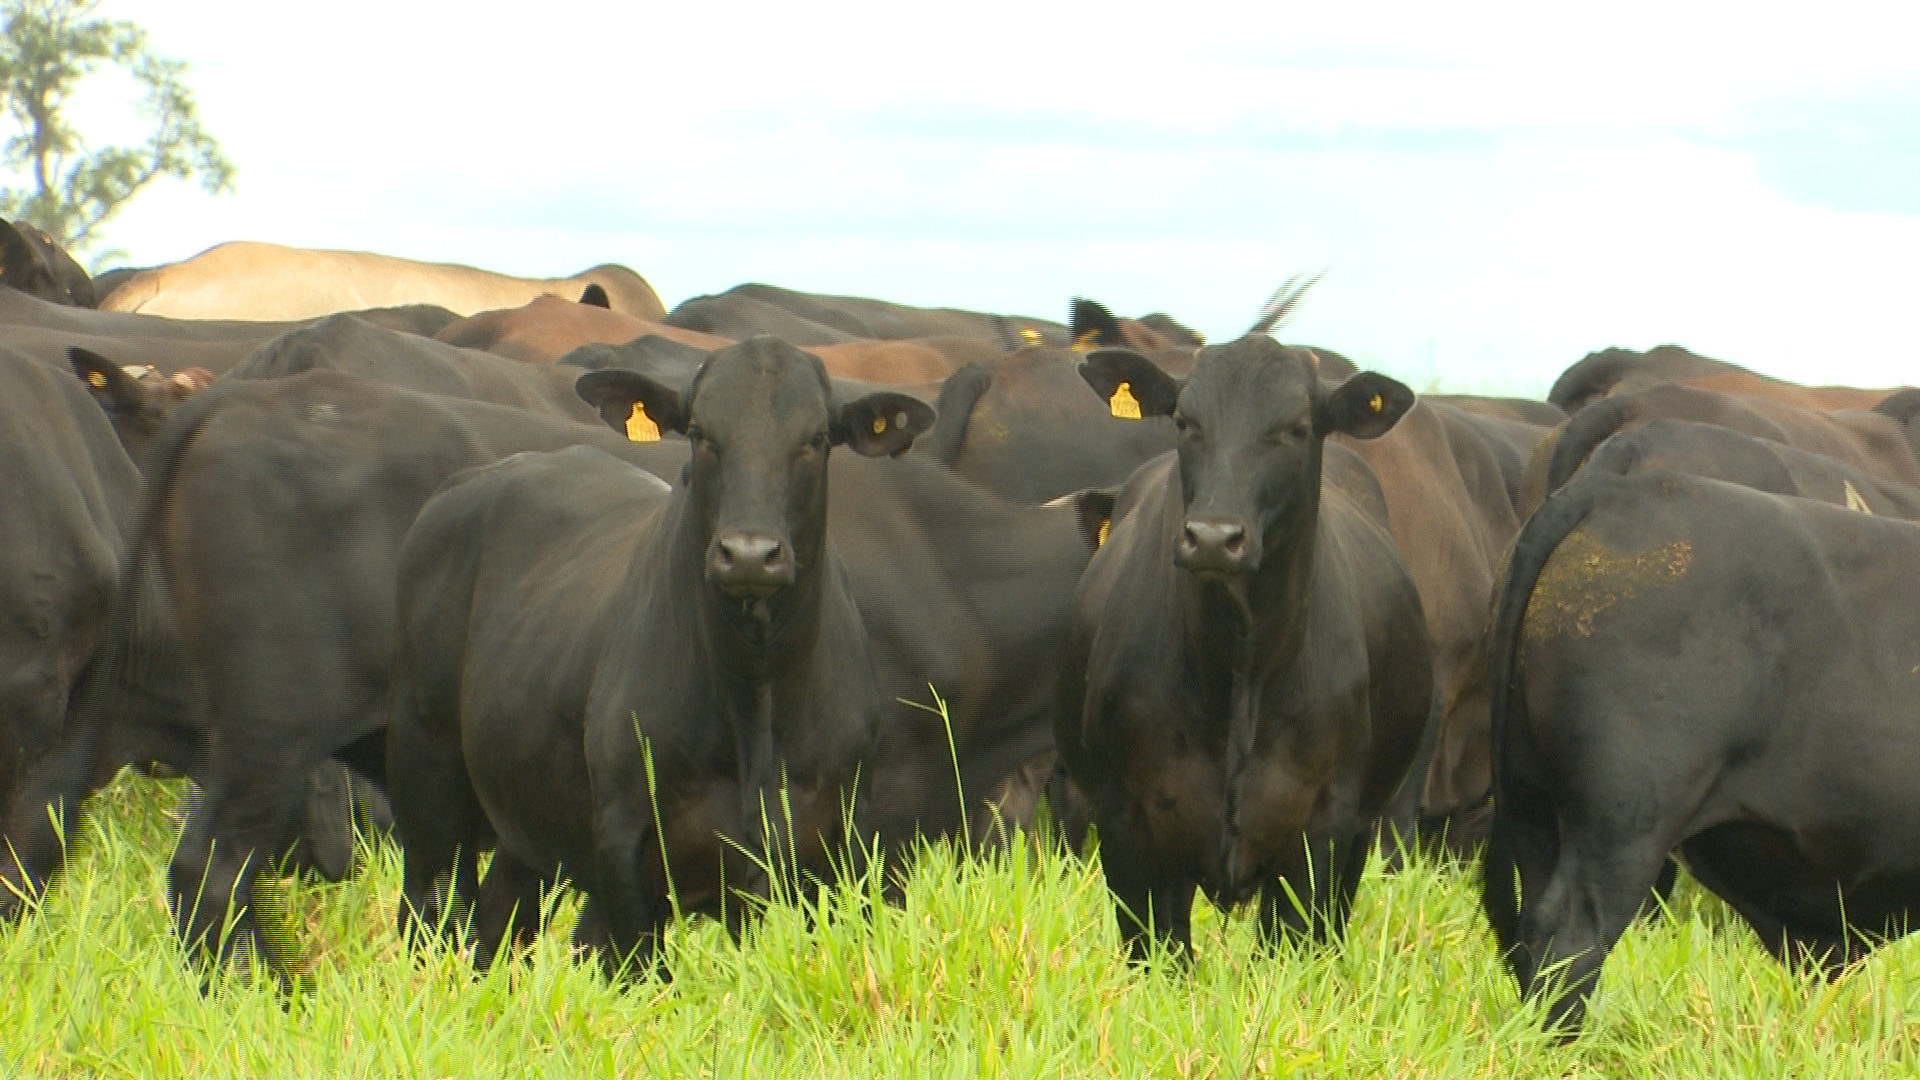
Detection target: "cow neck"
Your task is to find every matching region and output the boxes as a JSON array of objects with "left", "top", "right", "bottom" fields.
[
  {"left": 1178, "top": 463, "right": 1324, "bottom": 779},
  {"left": 735, "top": 680, "right": 779, "bottom": 889},
  {"left": 669, "top": 489, "right": 832, "bottom": 888}
]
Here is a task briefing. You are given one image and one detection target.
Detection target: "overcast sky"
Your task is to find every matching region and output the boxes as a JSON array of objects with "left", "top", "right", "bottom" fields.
[{"left": 57, "top": 1, "right": 1920, "bottom": 395}]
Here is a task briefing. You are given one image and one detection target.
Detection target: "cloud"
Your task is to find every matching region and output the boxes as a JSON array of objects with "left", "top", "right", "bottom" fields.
[{"left": 41, "top": 0, "right": 1920, "bottom": 394}]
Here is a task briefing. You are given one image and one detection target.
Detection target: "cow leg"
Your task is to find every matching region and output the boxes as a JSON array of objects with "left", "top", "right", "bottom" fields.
[
  {"left": 2, "top": 700, "right": 195, "bottom": 920},
  {"left": 1380, "top": 684, "right": 1446, "bottom": 869},
  {"left": 1680, "top": 854, "right": 1860, "bottom": 977},
  {"left": 572, "top": 896, "right": 612, "bottom": 957},
  {"left": 1097, "top": 815, "right": 1194, "bottom": 963},
  {"left": 1510, "top": 832, "right": 1673, "bottom": 1033},
  {"left": 388, "top": 712, "right": 487, "bottom": 949},
  {"left": 469, "top": 851, "right": 547, "bottom": 972},
  {"left": 0, "top": 728, "right": 95, "bottom": 919},
  {"left": 1257, "top": 832, "right": 1366, "bottom": 949},
  {"left": 1633, "top": 857, "right": 1681, "bottom": 924},
  {"left": 167, "top": 768, "right": 307, "bottom": 991},
  {"left": 1043, "top": 763, "right": 1096, "bottom": 859},
  {"left": 593, "top": 805, "right": 673, "bottom": 984}
]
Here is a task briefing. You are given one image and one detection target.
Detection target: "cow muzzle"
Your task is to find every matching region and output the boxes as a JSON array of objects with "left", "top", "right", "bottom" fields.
[
  {"left": 707, "top": 531, "right": 796, "bottom": 597},
  {"left": 1175, "top": 516, "right": 1254, "bottom": 579}
]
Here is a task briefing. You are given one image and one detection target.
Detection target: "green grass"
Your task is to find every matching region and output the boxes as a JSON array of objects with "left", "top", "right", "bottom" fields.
[{"left": 5, "top": 770, "right": 1920, "bottom": 1077}]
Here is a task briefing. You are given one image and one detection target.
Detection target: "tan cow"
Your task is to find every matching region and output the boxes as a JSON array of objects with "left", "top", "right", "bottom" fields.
[{"left": 97, "top": 241, "right": 665, "bottom": 322}]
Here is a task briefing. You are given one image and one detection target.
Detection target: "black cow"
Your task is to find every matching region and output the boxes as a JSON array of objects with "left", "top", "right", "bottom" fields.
[
  {"left": 1055, "top": 335, "right": 1435, "bottom": 959},
  {"left": 390, "top": 338, "right": 933, "bottom": 976},
  {"left": 1483, "top": 468, "right": 1920, "bottom": 1031},
  {"left": 0, "top": 370, "right": 689, "bottom": 983},
  {"left": 1584, "top": 417, "right": 1920, "bottom": 519},
  {"left": 0, "top": 346, "right": 135, "bottom": 809},
  {"left": 922, "top": 346, "right": 1181, "bottom": 504},
  {"left": 923, "top": 335, "right": 1374, "bottom": 508},
  {"left": 227, "top": 313, "right": 599, "bottom": 421},
  {"left": 0, "top": 344, "right": 377, "bottom": 911},
  {"left": 1, "top": 220, "right": 95, "bottom": 307},
  {"left": 1548, "top": 344, "right": 1900, "bottom": 414},
  {"left": 714, "top": 282, "right": 1070, "bottom": 346},
  {"left": 563, "top": 333, "right": 1102, "bottom": 848},
  {"left": 665, "top": 292, "right": 861, "bottom": 347},
  {"left": 964, "top": 327, "right": 1525, "bottom": 846},
  {"left": 1522, "top": 381, "right": 1920, "bottom": 519}
]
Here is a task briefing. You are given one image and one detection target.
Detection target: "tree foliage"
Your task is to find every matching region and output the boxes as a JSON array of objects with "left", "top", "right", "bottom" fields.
[{"left": 0, "top": 0, "right": 233, "bottom": 255}]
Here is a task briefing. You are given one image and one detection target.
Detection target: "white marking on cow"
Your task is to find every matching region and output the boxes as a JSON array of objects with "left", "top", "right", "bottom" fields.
[{"left": 1844, "top": 480, "right": 1872, "bottom": 514}]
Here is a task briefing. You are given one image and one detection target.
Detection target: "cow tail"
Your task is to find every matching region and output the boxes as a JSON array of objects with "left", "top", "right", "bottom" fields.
[
  {"left": 1480, "top": 474, "right": 1604, "bottom": 955},
  {"left": 921, "top": 362, "right": 993, "bottom": 467},
  {"left": 1543, "top": 394, "right": 1638, "bottom": 495}
]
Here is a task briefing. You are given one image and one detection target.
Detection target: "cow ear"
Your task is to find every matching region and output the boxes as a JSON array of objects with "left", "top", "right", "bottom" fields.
[
  {"left": 0, "top": 219, "right": 49, "bottom": 289},
  {"left": 1069, "top": 297, "right": 1126, "bottom": 351},
  {"left": 835, "top": 392, "right": 935, "bottom": 457},
  {"left": 574, "top": 368, "right": 686, "bottom": 441},
  {"left": 578, "top": 283, "right": 611, "bottom": 308},
  {"left": 1080, "top": 348, "right": 1179, "bottom": 419},
  {"left": 1069, "top": 486, "right": 1120, "bottom": 551},
  {"left": 1316, "top": 372, "right": 1414, "bottom": 439},
  {"left": 67, "top": 347, "right": 149, "bottom": 412}
]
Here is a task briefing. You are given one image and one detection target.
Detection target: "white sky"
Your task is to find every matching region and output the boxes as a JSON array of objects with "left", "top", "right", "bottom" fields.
[{"left": 46, "top": 1, "right": 1920, "bottom": 396}]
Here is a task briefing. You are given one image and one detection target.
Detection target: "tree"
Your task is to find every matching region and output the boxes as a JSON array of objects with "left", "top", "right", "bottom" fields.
[{"left": 0, "top": 0, "right": 233, "bottom": 260}]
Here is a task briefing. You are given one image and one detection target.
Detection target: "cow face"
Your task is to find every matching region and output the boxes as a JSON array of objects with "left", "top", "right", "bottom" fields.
[
  {"left": 1083, "top": 338, "right": 1411, "bottom": 581},
  {"left": 577, "top": 337, "right": 933, "bottom": 602}
]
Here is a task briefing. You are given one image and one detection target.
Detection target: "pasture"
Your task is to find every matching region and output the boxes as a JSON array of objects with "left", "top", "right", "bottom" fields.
[{"left": 5, "top": 768, "right": 1917, "bottom": 1078}]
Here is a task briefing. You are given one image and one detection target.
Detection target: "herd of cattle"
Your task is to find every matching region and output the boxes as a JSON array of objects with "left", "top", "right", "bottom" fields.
[{"left": 2, "top": 216, "right": 1917, "bottom": 1031}]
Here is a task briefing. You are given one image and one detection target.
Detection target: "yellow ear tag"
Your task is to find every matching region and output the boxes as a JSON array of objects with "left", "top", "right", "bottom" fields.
[
  {"left": 871, "top": 416, "right": 887, "bottom": 435},
  {"left": 1019, "top": 327, "right": 1043, "bottom": 345},
  {"left": 1845, "top": 480, "right": 1872, "bottom": 514},
  {"left": 625, "top": 402, "right": 660, "bottom": 443},
  {"left": 1096, "top": 519, "right": 1110, "bottom": 547},
  {"left": 1368, "top": 393, "right": 1383, "bottom": 413},
  {"left": 1109, "top": 381, "right": 1142, "bottom": 420},
  {"left": 1072, "top": 329, "right": 1101, "bottom": 354},
  {"left": 86, "top": 371, "right": 107, "bottom": 389}
]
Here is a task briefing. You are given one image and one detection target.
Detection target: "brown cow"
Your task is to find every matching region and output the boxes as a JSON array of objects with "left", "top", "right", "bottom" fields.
[
  {"left": 436, "top": 294, "right": 977, "bottom": 389},
  {"left": 435, "top": 295, "right": 728, "bottom": 362},
  {"left": 1335, "top": 400, "right": 1524, "bottom": 837},
  {"left": 98, "top": 241, "right": 666, "bottom": 321}
]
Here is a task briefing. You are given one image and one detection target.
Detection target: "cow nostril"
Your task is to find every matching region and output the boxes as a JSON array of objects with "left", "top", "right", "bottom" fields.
[
  {"left": 1222, "top": 527, "right": 1245, "bottom": 555},
  {"left": 1179, "top": 525, "right": 1202, "bottom": 553},
  {"left": 763, "top": 541, "right": 786, "bottom": 569}
]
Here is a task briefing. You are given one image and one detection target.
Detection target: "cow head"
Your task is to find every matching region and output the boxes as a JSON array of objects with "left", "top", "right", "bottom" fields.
[
  {"left": 1081, "top": 337, "right": 1412, "bottom": 582},
  {"left": 576, "top": 336, "right": 933, "bottom": 606},
  {"left": 0, "top": 220, "right": 95, "bottom": 307},
  {"left": 68, "top": 347, "right": 213, "bottom": 466}
]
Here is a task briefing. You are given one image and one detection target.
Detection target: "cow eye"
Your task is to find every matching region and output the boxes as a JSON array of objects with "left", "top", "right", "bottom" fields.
[
  {"left": 1272, "top": 420, "right": 1311, "bottom": 444},
  {"left": 809, "top": 431, "right": 829, "bottom": 451},
  {"left": 1173, "top": 414, "right": 1195, "bottom": 437},
  {"left": 686, "top": 423, "right": 707, "bottom": 447}
]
